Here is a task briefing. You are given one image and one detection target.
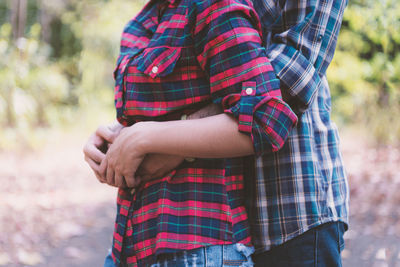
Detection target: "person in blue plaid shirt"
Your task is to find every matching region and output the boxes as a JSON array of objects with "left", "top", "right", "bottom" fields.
[
  {"left": 242, "top": 0, "right": 350, "bottom": 265},
  {"left": 85, "top": 0, "right": 349, "bottom": 266}
]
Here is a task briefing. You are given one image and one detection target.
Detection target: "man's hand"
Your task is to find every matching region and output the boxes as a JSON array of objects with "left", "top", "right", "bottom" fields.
[
  {"left": 92, "top": 103, "right": 222, "bottom": 188},
  {"left": 83, "top": 121, "right": 123, "bottom": 186},
  {"left": 136, "top": 153, "right": 185, "bottom": 182}
]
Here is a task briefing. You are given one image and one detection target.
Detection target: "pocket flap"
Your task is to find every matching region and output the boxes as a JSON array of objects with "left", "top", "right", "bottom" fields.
[{"left": 137, "top": 46, "right": 182, "bottom": 78}]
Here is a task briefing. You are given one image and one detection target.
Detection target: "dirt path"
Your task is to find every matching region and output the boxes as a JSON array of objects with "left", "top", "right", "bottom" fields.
[
  {"left": 1, "top": 130, "right": 399, "bottom": 267},
  {"left": 0, "top": 132, "right": 117, "bottom": 266},
  {"left": 36, "top": 202, "right": 115, "bottom": 267}
]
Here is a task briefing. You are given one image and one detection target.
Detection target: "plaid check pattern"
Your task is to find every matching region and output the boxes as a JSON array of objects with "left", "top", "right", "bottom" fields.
[
  {"left": 246, "top": 0, "right": 350, "bottom": 253},
  {"left": 111, "top": 0, "right": 297, "bottom": 266}
]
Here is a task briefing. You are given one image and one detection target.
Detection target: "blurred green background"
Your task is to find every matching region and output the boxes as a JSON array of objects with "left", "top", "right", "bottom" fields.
[
  {"left": 0, "top": 0, "right": 399, "bottom": 148},
  {"left": 0, "top": 0, "right": 399, "bottom": 266},
  {"left": 0, "top": 0, "right": 145, "bottom": 150}
]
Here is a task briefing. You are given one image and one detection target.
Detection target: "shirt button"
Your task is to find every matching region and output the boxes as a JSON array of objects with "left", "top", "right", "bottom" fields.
[
  {"left": 317, "top": 34, "right": 323, "bottom": 41},
  {"left": 245, "top": 88, "right": 253, "bottom": 95},
  {"left": 151, "top": 66, "right": 158, "bottom": 74}
]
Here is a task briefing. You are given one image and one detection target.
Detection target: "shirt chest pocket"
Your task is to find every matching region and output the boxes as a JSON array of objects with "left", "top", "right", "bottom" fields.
[
  {"left": 136, "top": 46, "right": 183, "bottom": 78},
  {"left": 135, "top": 4, "right": 190, "bottom": 78}
]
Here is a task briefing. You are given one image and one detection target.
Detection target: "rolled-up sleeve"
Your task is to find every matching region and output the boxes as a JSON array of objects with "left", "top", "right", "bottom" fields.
[
  {"left": 257, "top": 0, "right": 348, "bottom": 114},
  {"left": 192, "top": 0, "right": 297, "bottom": 155}
]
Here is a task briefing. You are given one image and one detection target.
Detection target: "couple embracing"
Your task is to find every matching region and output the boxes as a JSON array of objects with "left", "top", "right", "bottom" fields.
[{"left": 83, "top": 0, "right": 349, "bottom": 266}]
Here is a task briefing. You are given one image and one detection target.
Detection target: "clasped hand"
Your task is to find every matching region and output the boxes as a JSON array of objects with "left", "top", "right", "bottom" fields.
[
  {"left": 83, "top": 121, "right": 184, "bottom": 188},
  {"left": 99, "top": 125, "right": 145, "bottom": 188}
]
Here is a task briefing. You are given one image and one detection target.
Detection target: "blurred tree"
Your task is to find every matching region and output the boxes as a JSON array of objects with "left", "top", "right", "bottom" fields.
[
  {"left": 0, "top": 0, "right": 398, "bottom": 146},
  {"left": 328, "top": 0, "right": 400, "bottom": 145},
  {"left": 11, "top": 0, "right": 27, "bottom": 40},
  {"left": 0, "top": 22, "right": 17, "bottom": 127},
  {"left": 0, "top": 0, "right": 141, "bottom": 131}
]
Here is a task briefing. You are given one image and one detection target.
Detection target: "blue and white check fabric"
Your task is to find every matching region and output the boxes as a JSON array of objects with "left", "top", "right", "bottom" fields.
[{"left": 246, "top": 0, "right": 350, "bottom": 253}]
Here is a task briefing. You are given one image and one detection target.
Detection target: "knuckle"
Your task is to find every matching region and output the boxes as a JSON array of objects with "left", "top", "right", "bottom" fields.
[
  {"left": 96, "top": 125, "right": 105, "bottom": 134},
  {"left": 96, "top": 175, "right": 104, "bottom": 182}
]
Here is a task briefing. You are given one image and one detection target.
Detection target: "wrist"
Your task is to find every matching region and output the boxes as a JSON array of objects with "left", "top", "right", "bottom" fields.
[
  {"left": 127, "top": 121, "right": 156, "bottom": 155},
  {"left": 109, "top": 120, "right": 124, "bottom": 132},
  {"left": 180, "top": 115, "right": 196, "bottom": 162}
]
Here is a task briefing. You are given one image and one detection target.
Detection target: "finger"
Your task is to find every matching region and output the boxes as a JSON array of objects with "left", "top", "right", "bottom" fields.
[
  {"left": 85, "top": 133, "right": 108, "bottom": 154},
  {"left": 91, "top": 133, "right": 104, "bottom": 147},
  {"left": 84, "top": 143, "right": 105, "bottom": 164},
  {"left": 96, "top": 125, "right": 116, "bottom": 144},
  {"left": 95, "top": 171, "right": 106, "bottom": 183},
  {"left": 135, "top": 158, "right": 156, "bottom": 178},
  {"left": 114, "top": 173, "right": 126, "bottom": 188},
  {"left": 99, "top": 158, "right": 108, "bottom": 179},
  {"left": 85, "top": 156, "right": 106, "bottom": 182},
  {"left": 109, "top": 120, "right": 123, "bottom": 132},
  {"left": 106, "top": 163, "right": 115, "bottom": 186},
  {"left": 93, "top": 169, "right": 106, "bottom": 184},
  {"left": 85, "top": 155, "right": 100, "bottom": 172},
  {"left": 124, "top": 174, "right": 137, "bottom": 188}
]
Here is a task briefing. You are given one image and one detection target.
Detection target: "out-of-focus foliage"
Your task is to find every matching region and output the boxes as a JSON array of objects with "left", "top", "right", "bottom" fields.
[
  {"left": 0, "top": 23, "right": 68, "bottom": 128},
  {"left": 328, "top": 0, "right": 400, "bottom": 145},
  {"left": 0, "top": 0, "right": 398, "bottom": 147},
  {"left": 0, "top": 0, "right": 143, "bottom": 148}
]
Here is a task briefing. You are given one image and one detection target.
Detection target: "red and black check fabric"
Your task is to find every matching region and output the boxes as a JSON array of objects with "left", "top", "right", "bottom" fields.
[{"left": 111, "top": 0, "right": 297, "bottom": 266}]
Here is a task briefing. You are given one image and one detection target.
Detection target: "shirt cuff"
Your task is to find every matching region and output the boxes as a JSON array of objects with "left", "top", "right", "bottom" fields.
[{"left": 223, "top": 82, "right": 297, "bottom": 156}]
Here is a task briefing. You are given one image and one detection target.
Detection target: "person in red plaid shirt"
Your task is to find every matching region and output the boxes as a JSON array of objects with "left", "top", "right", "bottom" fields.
[{"left": 84, "top": 0, "right": 297, "bottom": 266}]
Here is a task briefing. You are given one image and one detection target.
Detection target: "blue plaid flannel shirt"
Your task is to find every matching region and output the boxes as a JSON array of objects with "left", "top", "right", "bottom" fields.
[{"left": 246, "top": 0, "right": 350, "bottom": 253}]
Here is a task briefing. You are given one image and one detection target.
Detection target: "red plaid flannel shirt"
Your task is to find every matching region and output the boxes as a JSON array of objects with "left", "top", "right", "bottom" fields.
[{"left": 111, "top": 0, "right": 297, "bottom": 266}]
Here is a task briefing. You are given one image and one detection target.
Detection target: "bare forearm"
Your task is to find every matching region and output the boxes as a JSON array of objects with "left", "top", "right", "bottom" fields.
[
  {"left": 136, "top": 113, "right": 254, "bottom": 158},
  {"left": 102, "top": 110, "right": 254, "bottom": 186}
]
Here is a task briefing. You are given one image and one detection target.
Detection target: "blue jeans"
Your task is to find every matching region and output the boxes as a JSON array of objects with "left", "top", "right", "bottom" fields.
[
  {"left": 104, "top": 243, "right": 254, "bottom": 267},
  {"left": 104, "top": 249, "right": 115, "bottom": 267},
  {"left": 252, "top": 222, "right": 346, "bottom": 267}
]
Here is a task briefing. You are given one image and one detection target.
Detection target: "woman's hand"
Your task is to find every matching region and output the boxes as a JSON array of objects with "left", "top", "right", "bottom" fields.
[
  {"left": 99, "top": 123, "right": 149, "bottom": 188},
  {"left": 83, "top": 121, "right": 124, "bottom": 185},
  {"left": 98, "top": 112, "right": 256, "bottom": 188}
]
